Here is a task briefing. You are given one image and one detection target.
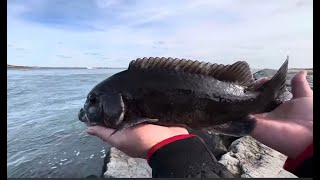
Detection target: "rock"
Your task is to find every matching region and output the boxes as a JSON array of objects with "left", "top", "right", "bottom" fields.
[
  {"left": 218, "top": 136, "right": 297, "bottom": 178},
  {"left": 104, "top": 147, "right": 152, "bottom": 178},
  {"left": 188, "top": 129, "right": 239, "bottom": 160}
]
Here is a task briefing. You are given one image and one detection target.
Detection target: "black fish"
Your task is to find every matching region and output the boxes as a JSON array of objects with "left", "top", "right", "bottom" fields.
[{"left": 78, "top": 57, "right": 290, "bottom": 137}]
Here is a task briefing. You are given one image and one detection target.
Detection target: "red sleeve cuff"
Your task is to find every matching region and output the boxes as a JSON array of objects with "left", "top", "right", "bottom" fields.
[
  {"left": 146, "top": 134, "right": 199, "bottom": 164},
  {"left": 283, "top": 143, "right": 313, "bottom": 172}
]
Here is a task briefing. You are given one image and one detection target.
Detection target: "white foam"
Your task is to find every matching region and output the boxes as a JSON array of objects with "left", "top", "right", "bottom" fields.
[
  {"left": 59, "top": 163, "right": 63, "bottom": 165},
  {"left": 76, "top": 152, "right": 80, "bottom": 156},
  {"left": 61, "top": 159, "right": 67, "bottom": 162},
  {"left": 51, "top": 166, "right": 57, "bottom": 169}
]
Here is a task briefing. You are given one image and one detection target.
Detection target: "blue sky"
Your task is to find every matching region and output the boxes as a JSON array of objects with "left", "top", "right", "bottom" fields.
[{"left": 8, "top": 0, "right": 313, "bottom": 68}]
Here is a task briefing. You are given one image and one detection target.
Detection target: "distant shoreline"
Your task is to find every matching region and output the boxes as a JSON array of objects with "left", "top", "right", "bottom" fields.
[
  {"left": 7, "top": 64, "right": 125, "bottom": 69},
  {"left": 7, "top": 64, "right": 312, "bottom": 71}
]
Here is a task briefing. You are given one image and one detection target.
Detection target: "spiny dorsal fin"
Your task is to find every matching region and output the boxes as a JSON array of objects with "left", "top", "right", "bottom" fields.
[{"left": 128, "top": 57, "right": 254, "bottom": 86}]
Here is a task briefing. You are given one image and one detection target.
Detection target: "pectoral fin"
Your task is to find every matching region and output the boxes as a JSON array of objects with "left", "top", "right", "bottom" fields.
[{"left": 108, "top": 118, "right": 159, "bottom": 138}]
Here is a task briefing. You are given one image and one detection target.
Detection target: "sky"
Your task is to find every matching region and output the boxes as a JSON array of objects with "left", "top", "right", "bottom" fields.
[{"left": 7, "top": 0, "right": 313, "bottom": 68}]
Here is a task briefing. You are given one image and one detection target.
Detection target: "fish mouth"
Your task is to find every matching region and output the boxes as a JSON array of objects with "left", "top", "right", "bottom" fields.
[
  {"left": 78, "top": 108, "right": 86, "bottom": 122},
  {"left": 78, "top": 108, "right": 98, "bottom": 127}
]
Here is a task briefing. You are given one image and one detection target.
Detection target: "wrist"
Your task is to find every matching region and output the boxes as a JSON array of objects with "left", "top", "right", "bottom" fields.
[
  {"left": 146, "top": 134, "right": 199, "bottom": 163},
  {"left": 284, "top": 143, "right": 313, "bottom": 172}
]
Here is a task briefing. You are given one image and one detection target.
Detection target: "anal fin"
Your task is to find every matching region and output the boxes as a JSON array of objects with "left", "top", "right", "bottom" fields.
[{"left": 208, "top": 116, "right": 257, "bottom": 137}]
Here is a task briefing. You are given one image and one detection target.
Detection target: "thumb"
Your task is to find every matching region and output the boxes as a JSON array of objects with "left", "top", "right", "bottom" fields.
[
  {"left": 87, "top": 126, "right": 115, "bottom": 141},
  {"left": 291, "top": 71, "right": 313, "bottom": 98}
]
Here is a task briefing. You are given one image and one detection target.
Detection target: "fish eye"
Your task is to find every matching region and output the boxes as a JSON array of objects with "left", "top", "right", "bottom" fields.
[{"left": 88, "top": 93, "right": 96, "bottom": 103}]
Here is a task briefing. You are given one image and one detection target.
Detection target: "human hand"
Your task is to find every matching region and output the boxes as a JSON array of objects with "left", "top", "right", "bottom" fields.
[
  {"left": 251, "top": 71, "right": 313, "bottom": 158},
  {"left": 87, "top": 124, "right": 188, "bottom": 158}
]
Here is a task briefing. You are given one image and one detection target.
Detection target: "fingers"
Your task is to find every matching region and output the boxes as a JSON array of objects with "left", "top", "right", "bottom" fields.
[
  {"left": 291, "top": 71, "right": 313, "bottom": 98},
  {"left": 87, "top": 126, "right": 115, "bottom": 141},
  {"left": 254, "top": 77, "right": 270, "bottom": 89}
]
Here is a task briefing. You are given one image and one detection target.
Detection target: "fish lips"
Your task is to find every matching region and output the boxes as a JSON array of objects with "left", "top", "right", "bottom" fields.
[
  {"left": 78, "top": 108, "right": 86, "bottom": 122},
  {"left": 78, "top": 108, "right": 100, "bottom": 127}
]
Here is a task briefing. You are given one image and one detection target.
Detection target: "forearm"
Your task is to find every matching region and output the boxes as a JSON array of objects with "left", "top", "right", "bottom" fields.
[
  {"left": 146, "top": 134, "right": 234, "bottom": 178},
  {"left": 250, "top": 117, "right": 313, "bottom": 158}
]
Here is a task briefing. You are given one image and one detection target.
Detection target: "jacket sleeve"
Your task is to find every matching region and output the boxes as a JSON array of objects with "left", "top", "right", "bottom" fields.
[
  {"left": 283, "top": 144, "right": 313, "bottom": 177},
  {"left": 146, "top": 134, "right": 234, "bottom": 178}
]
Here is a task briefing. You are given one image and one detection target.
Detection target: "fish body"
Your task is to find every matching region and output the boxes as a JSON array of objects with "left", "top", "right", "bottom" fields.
[{"left": 78, "top": 57, "right": 290, "bottom": 137}]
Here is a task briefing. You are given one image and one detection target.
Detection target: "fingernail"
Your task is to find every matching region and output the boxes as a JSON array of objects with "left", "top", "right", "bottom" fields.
[{"left": 303, "top": 70, "right": 307, "bottom": 77}]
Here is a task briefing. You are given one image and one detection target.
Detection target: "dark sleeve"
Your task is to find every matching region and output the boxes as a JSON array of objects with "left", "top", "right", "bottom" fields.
[
  {"left": 146, "top": 134, "right": 234, "bottom": 178},
  {"left": 283, "top": 144, "right": 313, "bottom": 177}
]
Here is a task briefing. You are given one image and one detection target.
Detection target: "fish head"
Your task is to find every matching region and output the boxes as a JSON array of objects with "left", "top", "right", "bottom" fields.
[{"left": 78, "top": 90, "right": 125, "bottom": 128}]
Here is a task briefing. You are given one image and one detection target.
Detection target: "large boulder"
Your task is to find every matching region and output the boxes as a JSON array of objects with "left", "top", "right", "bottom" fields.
[{"left": 218, "top": 136, "right": 297, "bottom": 178}]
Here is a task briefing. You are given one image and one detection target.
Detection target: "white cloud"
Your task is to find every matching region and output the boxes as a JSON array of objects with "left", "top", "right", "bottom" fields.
[{"left": 7, "top": 0, "right": 313, "bottom": 68}]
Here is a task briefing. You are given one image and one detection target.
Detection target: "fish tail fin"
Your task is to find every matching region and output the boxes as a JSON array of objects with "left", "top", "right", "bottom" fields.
[
  {"left": 208, "top": 57, "right": 289, "bottom": 137},
  {"left": 257, "top": 56, "right": 289, "bottom": 110}
]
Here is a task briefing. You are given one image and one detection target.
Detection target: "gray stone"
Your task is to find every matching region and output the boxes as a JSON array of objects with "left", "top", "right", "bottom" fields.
[
  {"left": 218, "top": 136, "right": 297, "bottom": 178},
  {"left": 104, "top": 147, "right": 152, "bottom": 178}
]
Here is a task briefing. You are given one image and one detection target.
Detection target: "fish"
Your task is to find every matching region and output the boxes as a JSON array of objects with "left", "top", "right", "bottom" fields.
[{"left": 78, "top": 57, "right": 290, "bottom": 137}]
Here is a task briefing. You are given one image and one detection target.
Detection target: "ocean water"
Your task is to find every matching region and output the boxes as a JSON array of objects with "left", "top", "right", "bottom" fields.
[{"left": 7, "top": 69, "right": 125, "bottom": 178}]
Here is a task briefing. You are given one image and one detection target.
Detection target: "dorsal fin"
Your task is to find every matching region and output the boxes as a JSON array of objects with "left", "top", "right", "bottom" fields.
[{"left": 128, "top": 57, "right": 254, "bottom": 86}]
